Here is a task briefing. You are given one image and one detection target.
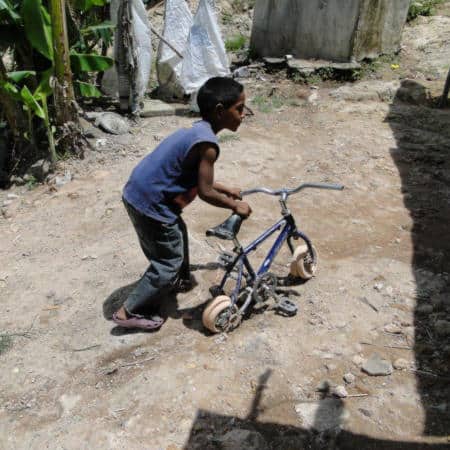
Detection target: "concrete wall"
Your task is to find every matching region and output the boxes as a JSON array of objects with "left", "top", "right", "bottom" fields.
[{"left": 250, "top": 0, "right": 410, "bottom": 62}]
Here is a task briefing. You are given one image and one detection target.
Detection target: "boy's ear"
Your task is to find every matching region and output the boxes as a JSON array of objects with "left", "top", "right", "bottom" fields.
[{"left": 215, "top": 103, "right": 225, "bottom": 117}]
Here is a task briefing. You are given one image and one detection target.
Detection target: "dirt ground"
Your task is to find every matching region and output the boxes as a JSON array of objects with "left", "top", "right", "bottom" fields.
[{"left": 1, "top": 5, "right": 450, "bottom": 450}]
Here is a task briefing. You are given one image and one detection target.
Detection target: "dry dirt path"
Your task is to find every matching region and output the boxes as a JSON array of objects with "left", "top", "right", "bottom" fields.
[
  {"left": 1, "top": 88, "right": 449, "bottom": 449},
  {"left": 1, "top": 9, "right": 450, "bottom": 450}
]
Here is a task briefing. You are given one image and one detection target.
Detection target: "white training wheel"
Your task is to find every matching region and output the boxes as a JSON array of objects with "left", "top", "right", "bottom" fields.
[
  {"left": 202, "top": 295, "right": 232, "bottom": 333},
  {"left": 290, "top": 244, "right": 318, "bottom": 280}
]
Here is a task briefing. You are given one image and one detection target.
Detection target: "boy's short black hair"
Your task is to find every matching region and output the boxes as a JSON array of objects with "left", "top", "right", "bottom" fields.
[{"left": 197, "top": 77, "right": 244, "bottom": 118}]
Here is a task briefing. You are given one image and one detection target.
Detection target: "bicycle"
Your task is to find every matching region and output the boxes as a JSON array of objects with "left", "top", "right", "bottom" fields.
[{"left": 202, "top": 182, "right": 344, "bottom": 333}]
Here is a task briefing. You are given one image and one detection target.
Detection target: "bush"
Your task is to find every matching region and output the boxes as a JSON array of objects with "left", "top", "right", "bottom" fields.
[
  {"left": 225, "top": 35, "right": 247, "bottom": 52},
  {"left": 407, "top": 0, "right": 445, "bottom": 21}
]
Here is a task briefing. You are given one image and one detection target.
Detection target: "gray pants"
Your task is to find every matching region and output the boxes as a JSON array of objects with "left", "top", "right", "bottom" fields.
[{"left": 123, "top": 199, "right": 189, "bottom": 314}]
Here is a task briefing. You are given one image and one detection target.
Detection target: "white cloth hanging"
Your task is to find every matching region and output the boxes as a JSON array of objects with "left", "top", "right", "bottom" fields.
[
  {"left": 156, "top": 0, "right": 193, "bottom": 99},
  {"left": 180, "top": 0, "right": 230, "bottom": 97}
]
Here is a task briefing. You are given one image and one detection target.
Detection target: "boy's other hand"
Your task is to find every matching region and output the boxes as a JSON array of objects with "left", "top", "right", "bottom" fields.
[
  {"left": 234, "top": 201, "right": 252, "bottom": 218},
  {"left": 227, "top": 187, "right": 242, "bottom": 200}
]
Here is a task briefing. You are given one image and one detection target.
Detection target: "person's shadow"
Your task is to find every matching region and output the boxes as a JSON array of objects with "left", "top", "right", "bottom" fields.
[
  {"left": 182, "top": 368, "right": 447, "bottom": 449},
  {"left": 386, "top": 79, "right": 450, "bottom": 436}
]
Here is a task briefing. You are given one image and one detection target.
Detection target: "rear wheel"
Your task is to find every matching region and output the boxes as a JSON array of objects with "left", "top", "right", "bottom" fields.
[{"left": 290, "top": 244, "right": 318, "bottom": 280}]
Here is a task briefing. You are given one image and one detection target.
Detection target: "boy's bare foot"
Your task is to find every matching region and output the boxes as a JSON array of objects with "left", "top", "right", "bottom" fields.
[{"left": 115, "top": 306, "right": 128, "bottom": 320}]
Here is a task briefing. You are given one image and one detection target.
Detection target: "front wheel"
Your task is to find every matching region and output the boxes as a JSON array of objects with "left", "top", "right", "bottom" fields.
[{"left": 290, "top": 244, "right": 318, "bottom": 280}]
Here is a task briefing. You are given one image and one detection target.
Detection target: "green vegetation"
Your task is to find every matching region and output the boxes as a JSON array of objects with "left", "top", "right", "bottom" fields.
[
  {"left": 351, "top": 53, "right": 401, "bottom": 80},
  {"left": 0, "top": 0, "right": 114, "bottom": 183},
  {"left": 231, "top": 0, "right": 255, "bottom": 13},
  {"left": 0, "top": 334, "right": 12, "bottom": 356},
  {"left": 251, "top": 94, "right": 286, "bottom": 113},
  {"left": 218, "top": 133, "right": 240, "bottom": 143},
  {"left": 225, "top": 34, "right": 247, "bottom": 52},
  {"left": 222, "top": 11, "right": 233, "bottom": 25},
  {"left": 407, "top": 0, "right": 446, "bottom": 21}
]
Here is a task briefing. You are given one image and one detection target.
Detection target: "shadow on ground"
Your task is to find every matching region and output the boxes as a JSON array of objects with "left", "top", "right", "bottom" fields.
[
  {"left": 387, "top": 80, "right": 450, "bottom": 436},
  {"left": 183, "top": 369, "right": 448, "bottom": 449}
]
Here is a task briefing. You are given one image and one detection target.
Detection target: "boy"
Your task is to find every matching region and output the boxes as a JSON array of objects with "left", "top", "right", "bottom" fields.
[{"left": 113, "top": 77, "right": 252, "bottom": 330}]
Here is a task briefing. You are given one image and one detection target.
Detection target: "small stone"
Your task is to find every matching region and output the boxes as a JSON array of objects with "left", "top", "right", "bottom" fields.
[
  {"left": 10, "top": 176, "right": 25, "bottom": 186},
  {"left": 95, "top": 112, "right": 130, "bottom": 135},
  {"left": 219, "top": 429, "right": 269, "bottom": 450},
  {"left": 393, "top": 358, "right": 409, "bottom": 370},
  {"left": 295, "top": 399, "right": 349, "bottom": 432},
  {"left": 54, "top": 170, "right": 72, "bottom": 187},
  {"left": 29, "top": 159, "right": 51, "bottom": 182},
  {"left": 359, "top": 408, "right": 372, "bottom": 417},
  {"left": 435, "top": 320, "right": 450, "bottom": 336},
  {"left": 431, "top": 296, "right": 443, "bottom": 309},
  {"left": 332, "top": 385, "right": 348, "bottom": 398},
  {"left": 362, "top": 353, "right": 393, "bottom": 376},
  {"left": 343, "top": 373, "right": 356, "bottom": 384},
  {"left": 374, "top": 283, "right": 384, "bottom": 292},
  {"left": 7, "top": 193, "right": 18, "bottom": 199},
  {"left": 316, "top": 380, "right": 332, "bottom": 392},
  {"left": 385, "top": 286, "right": 394, "bottom": 296},
  {"left": 1, "top": 207, "right": 12, "bottom": 219},
  {"left": 443, "top": 345, "right": 450, "bottom": 358},
  {"left": 384, "top": 323, "right": 402, "bottom": 334},
  {"left": 352, "top": 355, "right": 364, "bottom": 366},
  {"left": 417, "top": 304, "right": 433, "bottom": 314}
]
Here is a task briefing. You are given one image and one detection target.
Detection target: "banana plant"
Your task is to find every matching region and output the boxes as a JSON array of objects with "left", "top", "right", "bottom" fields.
[
  {"left": 1, "top": 0, "right": 114, "bottom": 164},
  {"left": 1, "top": 69, "right": 57, "bottom": 162}
]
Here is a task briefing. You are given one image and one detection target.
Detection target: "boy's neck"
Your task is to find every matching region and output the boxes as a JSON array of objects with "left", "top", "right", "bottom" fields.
[{"left": 202, "top": 117, "right": 223, "bottom": 135}]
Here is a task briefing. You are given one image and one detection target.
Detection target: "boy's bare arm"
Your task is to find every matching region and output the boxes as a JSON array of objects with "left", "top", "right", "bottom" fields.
[
  {"left": 197, "top": 144, "right": 251, "bottom": 217},
  {"left": 212, "top": 182, "right": 242, "bottom": 199}
]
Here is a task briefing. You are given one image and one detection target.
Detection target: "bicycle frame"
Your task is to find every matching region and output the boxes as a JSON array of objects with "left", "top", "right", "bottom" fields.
[{"left": 218, "top": 213, "right": 313, "bottom": 306}]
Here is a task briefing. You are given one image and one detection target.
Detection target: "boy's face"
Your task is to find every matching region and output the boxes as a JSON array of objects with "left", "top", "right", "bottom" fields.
[{"left": 219, "top": 92, "right": 246, "bottom": 132}]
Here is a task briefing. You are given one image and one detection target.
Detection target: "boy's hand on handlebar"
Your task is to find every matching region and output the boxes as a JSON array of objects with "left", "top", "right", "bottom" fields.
[
  {"left": 233, "top": 201, "right": 252, "bottom": 218},
  {"left": 227, "top": 187, "right": 242, "bottom": 200}
]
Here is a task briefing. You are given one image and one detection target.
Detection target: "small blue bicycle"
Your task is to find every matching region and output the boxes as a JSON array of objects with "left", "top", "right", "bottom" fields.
[{"left": 202, "top": 182, "right": 344, "bottom": 333}]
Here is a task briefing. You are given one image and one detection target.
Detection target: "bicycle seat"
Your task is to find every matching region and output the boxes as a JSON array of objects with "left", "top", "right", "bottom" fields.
[{"left": 206, "top": 214, "right": 243, "bottom": 240}]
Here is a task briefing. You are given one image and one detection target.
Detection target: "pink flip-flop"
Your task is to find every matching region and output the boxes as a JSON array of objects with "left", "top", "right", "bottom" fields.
[{"left": 112, "top": 312, "right": 164, "bottom": 330}]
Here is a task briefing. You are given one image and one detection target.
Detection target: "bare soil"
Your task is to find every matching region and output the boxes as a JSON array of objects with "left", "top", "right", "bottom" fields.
[{"left": 1, "top": 5, "right": 450, "bottom": 450}]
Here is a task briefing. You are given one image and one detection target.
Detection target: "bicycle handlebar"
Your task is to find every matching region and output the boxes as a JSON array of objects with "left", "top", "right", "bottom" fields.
[{"left": 241, "top": 182, "right": 344, "bottom": 198}]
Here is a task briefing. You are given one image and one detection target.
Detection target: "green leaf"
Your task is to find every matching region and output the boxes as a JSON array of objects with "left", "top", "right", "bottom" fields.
[
  {"left": 0, "top": 81, "right": 20, "bottom": 99},
  {"left": 7, "top": 70, "right": 36, "bottom": 83},
  {"left": 75, "top": 81, "right": 102, "bottom": 98},
  {"left": 20, "top": 85, "right": 45, "bottom": 119},
  {"left": 70, "top": 53, "right": 113, "bottom": 73},
  {"left": 35, "top": 67, "right": 53, "bottom": 97},
  {"left": 22, "top": 0, "right": 53, "bottom": 60},
  {"left": 81, "top": 20, "right": 114, "bottom": 47},
  {"left": 75, "top": 0, "right": 108, "bottom": 12},
  {"left": 81, "top": 21, "right": 114, "bottom": 34},
  {"left": 0, "top": 0, "right": 21, "bottom": 22}
]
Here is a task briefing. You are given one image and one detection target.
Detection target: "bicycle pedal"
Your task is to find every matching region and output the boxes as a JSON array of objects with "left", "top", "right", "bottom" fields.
[
  {"left": 217, "top": 251, "right": 235, "bottom": 267},
  {"left": 276, "top": 297, "right": 298, "bottom": 317}
]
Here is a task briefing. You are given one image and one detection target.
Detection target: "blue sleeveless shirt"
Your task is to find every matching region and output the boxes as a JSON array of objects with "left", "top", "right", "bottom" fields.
[{"left": 123, "top": 120, "right": 219, "bottom": 223}]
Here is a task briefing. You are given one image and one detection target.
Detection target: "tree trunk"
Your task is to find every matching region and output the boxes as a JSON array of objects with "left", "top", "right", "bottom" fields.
[{"left": 49, "top": 0, "right": 84, "bottom": 157}]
